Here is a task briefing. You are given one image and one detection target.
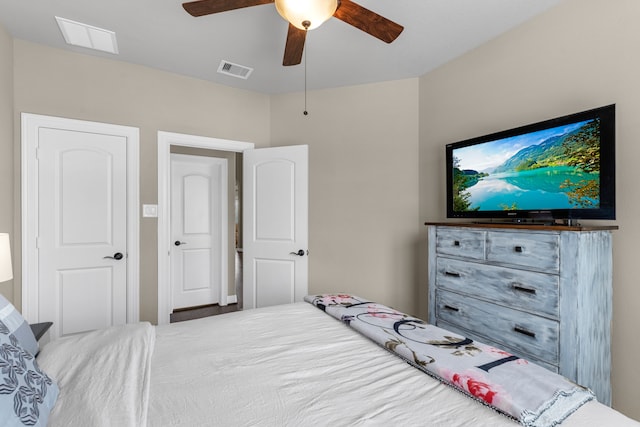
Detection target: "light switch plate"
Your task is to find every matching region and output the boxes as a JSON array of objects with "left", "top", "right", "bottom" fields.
[{"left": 143, "top": 204, "right": 158, "bottom": 218}]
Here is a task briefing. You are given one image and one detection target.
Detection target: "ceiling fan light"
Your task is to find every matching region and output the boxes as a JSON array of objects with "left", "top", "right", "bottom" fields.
[{"left": 275, "top": 0, "right": 338, "bottom": 31}]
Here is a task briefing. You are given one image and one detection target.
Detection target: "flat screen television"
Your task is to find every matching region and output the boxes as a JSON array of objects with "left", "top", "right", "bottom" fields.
[{"left": 446, "top": 104, "right": 615, "bottom": 224}]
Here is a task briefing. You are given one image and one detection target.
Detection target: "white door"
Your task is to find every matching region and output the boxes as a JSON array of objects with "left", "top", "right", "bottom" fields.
[
  {"left": 37, "top": 128, "right": 128, "bottom": 339},
  {"left": 243, "top": 145, "right": 308, "bottom": 309},
  {"left": 170, "top": 154, "right": 228, "bottom": 310}
]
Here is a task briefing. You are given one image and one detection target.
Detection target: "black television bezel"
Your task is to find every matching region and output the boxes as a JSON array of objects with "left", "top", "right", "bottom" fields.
[{"left": 445, "top": 104, "right": 616, "bottom": 223}]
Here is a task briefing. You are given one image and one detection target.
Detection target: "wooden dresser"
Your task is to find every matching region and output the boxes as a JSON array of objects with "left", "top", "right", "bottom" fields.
[{"left": 426, "top": 222, "right": 617, "bottom": 405}]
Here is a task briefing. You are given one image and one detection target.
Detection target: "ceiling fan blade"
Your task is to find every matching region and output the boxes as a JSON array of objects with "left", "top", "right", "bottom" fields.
[
  {"left": 333, "top": 0, "right": 403, "bottom": 43},
  {"left": 183, "top": 0, "right": 274, "bottom": 17},
  {"left": 283, "top": 24, "right": 306, "bottom": 66}
]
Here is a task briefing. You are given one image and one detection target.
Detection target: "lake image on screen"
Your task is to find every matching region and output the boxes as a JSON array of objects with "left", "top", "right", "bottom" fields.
[{"left": 452, "top": 118, "right": 601, "bottom": 213}]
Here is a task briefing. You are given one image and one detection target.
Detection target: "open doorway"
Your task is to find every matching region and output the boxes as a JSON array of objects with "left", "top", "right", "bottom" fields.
[
  {"left": 167, "top": 147, "right": 243, "bottom": 323},
  {"left": 157, "top": 132, "right": 253, "bottom": 325}
]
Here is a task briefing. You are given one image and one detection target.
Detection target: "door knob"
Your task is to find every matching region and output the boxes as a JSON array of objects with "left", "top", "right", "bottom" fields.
[
  {"left": 289, "top": 249, "right": 307, "bottom": 256},
  {"left": 104, "top": 252, "right": 124, "bottom": 260},
  {"left": 174, "top": 241, "right": 187, "bottom": 246}
]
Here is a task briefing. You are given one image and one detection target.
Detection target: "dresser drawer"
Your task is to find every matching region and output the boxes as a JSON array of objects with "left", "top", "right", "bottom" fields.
[
  {"left": 435, "top": 290, "right": 559, "bottom": 364},
  {"left": 435, "top": 258, "right": 559, "bottom": 319},
  {"left": 435, "top": 319, "right": 559, "bottom": 373},
  {"left": 486, "top": 231, "right": 559, "bottom": 272},
  {"left": 435, "top": 228, "right": 485, "bottom": 260}
]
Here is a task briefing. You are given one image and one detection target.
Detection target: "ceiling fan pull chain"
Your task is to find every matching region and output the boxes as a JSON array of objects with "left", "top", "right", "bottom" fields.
[
  {"left": 303, "top": 21, "right": 309, "bottom": 116},
  {"left": 303, "top": 50, "right": 307, "bottom": 115}
]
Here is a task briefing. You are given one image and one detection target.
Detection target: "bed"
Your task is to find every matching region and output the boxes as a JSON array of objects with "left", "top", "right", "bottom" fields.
[{"left": 3, "top": 294, "right": 639, "bottom": 426}]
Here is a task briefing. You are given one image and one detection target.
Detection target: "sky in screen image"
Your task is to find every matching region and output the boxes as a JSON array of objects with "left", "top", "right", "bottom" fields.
[{"left": 454, "top": 120, "right": 590, "bottom": 172}]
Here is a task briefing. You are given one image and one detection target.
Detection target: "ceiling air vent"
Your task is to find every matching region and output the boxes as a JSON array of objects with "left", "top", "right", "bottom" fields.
[
  {"left": 217, "top": 60, "right": 253, "bottom": 80},
  {"left": 55, "top": 17, "right": 119, "bottom": 54}
]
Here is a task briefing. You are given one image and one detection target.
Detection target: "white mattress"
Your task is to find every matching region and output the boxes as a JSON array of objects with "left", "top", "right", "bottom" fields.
[{"left": 147, "top": 302, "right": 638, "bottom": 426}]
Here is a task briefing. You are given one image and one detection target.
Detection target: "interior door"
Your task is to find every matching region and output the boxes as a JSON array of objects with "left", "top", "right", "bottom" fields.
[
  {"left": 170, "top": 154, "right": 228, "bottom": 310},
  {"left": 243, "top": 145, "right": 308, "bottom": 309},
  {"left": 37, "top": 128, "right": 128, "bottom": 339}
]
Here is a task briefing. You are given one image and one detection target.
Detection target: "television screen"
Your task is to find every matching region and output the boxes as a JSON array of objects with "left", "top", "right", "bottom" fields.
[{"left": 446, "top": 104, "right": 615, "bottom": 223}]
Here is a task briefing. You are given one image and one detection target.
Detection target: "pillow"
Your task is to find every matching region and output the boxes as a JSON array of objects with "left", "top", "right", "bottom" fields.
[
  {"left": 0, "top": 319, "right": 59, "bottom": 426},
  {"left": 0, "top": 294, "right": 39, "bottom": 356}
]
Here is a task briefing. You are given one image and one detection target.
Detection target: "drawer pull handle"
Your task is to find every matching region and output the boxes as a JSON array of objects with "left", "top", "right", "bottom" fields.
[
  {"left": 445, "top": 271, "right": 461, "bottom": 278},
  {"left": 514, "top": 245, "right": 523, "bottom": 253},
  {"left": 453, "top": 240, "right": 460, "bottom": 246},
  {"left": 514, "top": 326, "right": 536, "bottom": 338},
  {"left": 444, "top": 305, "right": 460, "bottom": 312},
  {"left": 512, "top": 284, "right": 537, "bottom": 295}
]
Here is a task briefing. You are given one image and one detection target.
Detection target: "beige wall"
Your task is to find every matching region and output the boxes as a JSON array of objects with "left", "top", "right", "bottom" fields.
[
  {"left": 11, "top": 40, "right": 271, "bottom": 322},
  {"left": 419, "top": 0, "right": 640, "bottom": 419},
  {"left": 4, "top": 39, "right": 422, "bottom": 323},
  {"left": 6, "top": 40, "right": 419, "bottom": 321},
  {"left": 0, "top": 25, "right": 13, "bottom": 299},
  {"left": 271, "top": 79, "right": 421, "bottom": 314}
]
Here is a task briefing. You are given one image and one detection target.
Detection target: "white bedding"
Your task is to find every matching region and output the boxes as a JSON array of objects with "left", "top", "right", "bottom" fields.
[
  {"left": 38, "top": 322, "right": 155, "bottom": 426},
  {"left": 37, "top": 302, "right": 639, "bottom": 426},
  {"left": 148, "top": 303, "right": 637, "bottom": 426}
]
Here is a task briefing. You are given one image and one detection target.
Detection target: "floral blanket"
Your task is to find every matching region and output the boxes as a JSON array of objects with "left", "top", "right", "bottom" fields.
[{"left": 304, "top": 294, "right": 594, "bottom": 427}]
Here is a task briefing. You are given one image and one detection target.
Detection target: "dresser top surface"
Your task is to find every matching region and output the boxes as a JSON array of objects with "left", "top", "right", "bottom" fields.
[{"left": 424, "top": 221, "right": 618, "bottom": 232}]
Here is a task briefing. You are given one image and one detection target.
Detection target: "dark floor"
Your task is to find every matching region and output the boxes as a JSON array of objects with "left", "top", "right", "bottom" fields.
[{"left": 170, "top": 303, "right": 240, "bottom": 323}]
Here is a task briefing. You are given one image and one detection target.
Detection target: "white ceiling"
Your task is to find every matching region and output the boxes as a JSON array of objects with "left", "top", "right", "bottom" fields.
[{"left": 0, "top": 0, "right": 562, "bottom": 94}]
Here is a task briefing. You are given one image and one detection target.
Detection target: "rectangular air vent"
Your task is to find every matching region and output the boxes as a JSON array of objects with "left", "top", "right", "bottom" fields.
[
  {"left": 217, "top": 60, "right": 253, "bottom": 80},
  {"left": 56, "top": 17, "right": 119, "bottom": 54}
]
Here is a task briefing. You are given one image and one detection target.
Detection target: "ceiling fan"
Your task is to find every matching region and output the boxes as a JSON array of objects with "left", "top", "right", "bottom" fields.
[{"left": 182, "top": 0, "right": 404, "bottom": 66}]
